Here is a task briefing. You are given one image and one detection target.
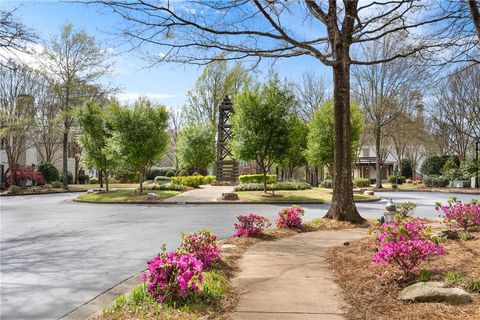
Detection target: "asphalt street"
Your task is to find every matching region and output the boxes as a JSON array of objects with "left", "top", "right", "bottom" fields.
[{"left": 0, "top": 191, "right": 478, "bottom": 320}]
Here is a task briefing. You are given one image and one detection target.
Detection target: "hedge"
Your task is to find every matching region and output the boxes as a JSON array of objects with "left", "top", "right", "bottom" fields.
[
  {"left": 234, "top": 181, "right": 311, "bottom": 191},
  {"left": 238, "top": 174, "right": 277, "bottom": 184},
  {"left": 170, "top": 175, "right": 216, "bottom": 187},
  {"left": 154, "top": 176, "right": 171, "bottom": 183},
  {"left": 423, "top": 176, "right": 450, "bottom": 187},
  {"left": 353, "top": 178, "right": 371, "bottom": 187},
  {"left": 420, "top": 155, "right": 459, "bottom": 176},
  {"left": 144, "top": 183, "right": 187, "bottom": 191},
  {"left": 146, "top": 167, "right": 175, "bottom": 180}
]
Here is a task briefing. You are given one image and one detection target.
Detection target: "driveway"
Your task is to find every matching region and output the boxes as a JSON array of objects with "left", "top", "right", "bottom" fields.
[{"left": 0, "top": 191, "right": 477, "bottom": 319}]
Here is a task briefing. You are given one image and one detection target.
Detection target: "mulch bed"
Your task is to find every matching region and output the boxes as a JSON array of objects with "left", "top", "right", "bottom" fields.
[
  {"left": 96, "top": 218, "right": 367, "bottom": 320},
  {"left": 327, "top": 232, "right": 480, "bottom": 320}
]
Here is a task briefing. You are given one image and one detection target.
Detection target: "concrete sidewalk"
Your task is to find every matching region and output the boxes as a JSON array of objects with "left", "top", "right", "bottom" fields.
[
  {"left": 163, "top": 184, "right": 233, "bottom": 203},
  {"left": 232, "top": 229, "right": 367, "bottom": 320}
]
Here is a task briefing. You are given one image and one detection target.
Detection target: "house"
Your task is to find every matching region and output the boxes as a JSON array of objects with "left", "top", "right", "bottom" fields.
[{"left": 352, "top": 146, "right": 396, "bottom": 181}]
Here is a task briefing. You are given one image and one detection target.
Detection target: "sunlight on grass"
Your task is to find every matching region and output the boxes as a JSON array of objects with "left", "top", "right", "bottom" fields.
[
  {"left": 235, "top": 187, "right": 374, "bottom": 203},
  {"left": 77, "top": 189, "right": 180, "bottom": 202}
]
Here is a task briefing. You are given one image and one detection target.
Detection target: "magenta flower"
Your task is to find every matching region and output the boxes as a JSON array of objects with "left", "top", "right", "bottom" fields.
[
  {"left": 275, "top": 206, "right": 305, "bottom": 228},
  {"left": 233, "top": 214, "right": 271, "bottom": 237}
]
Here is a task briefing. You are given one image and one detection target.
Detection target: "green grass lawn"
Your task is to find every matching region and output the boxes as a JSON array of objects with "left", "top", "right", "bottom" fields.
[
  {"left": 235, "top": 187, "right": 374, "bottom": 203},
  {"left": 70, "top": 183, "right": 139, "bottom": 190},
  {"left": 378, "top": 182, "right": 424, "bottom": 190},
  {"left": 76, "top": 189, "right": 181, "bottom": 202}
]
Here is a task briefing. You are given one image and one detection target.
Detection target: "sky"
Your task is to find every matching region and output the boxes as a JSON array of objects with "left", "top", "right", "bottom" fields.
[{"left": 0, "top": 0, "right": 333, "bottom": 109}]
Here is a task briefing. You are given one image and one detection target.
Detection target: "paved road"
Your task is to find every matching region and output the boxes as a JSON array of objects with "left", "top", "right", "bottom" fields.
[{"left": 0, "top": 191, "right": 478, "bottom": 320}]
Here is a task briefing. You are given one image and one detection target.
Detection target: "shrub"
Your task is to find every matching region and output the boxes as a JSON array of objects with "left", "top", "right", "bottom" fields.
[
  {"left": 59, "top": 171, "right": 73, "bottom": 184},
  {"left": 166, "top": 170, "right": 176, "bottom": 177},
  {"left": 435, "top": 198, "right": 480, "bottom": 231},
  {"left": 391, "top": 183, "right": 398, "bottom": 190},
  {"left": 51, "top": 180, "right": 62, "bottom": 188},
  {"left": 444, "top": 272, "right": 464, "bottom": 283},
  {"left": 37, "top": 162, "right": 60, "bottom": 183},
  {"left": 275, "top": 206, "right": 304, "bottom": 228},
  {"left": 353, "top": 178, "right": 370, "bottom": 187},
  {"left": 421, "top": 155, "right": 459, "bottom": 176},
  {"left": 201, "top": 271, "right": 228, "bottom": 303},
  {"left": 114, "top": 169, "right": 138, "bottom": 183},
  {"left": 397, "top": 201, "right": 417, "bottom": 218},
  {"left": 460, "top": 159, "right": 480, "bottom": 178},
  {"left": 178, "top": 170, "right": 188, "bottom": 176},
  {"left": 88, "top": 177, "right": 99, "bottom": 184},
  {"left": 9, "top": 185, "right": 21, "bottom": 194},
  {"left": 203, "top": 175, "right": 216, "bottom": 184},
  {"left": 142, "top": 251, "right": 203, "bottom": 303},
  {"left": 468, "top": 279, "right": 480, "bottom": 293},
  {"left": 144, "top": 183, "right": 187, "bottom": 191},
  {"left": 402, "top": 159, "right": 413, "bottom": 179},
  {"left": 388, "top": 175, "right": 405, "bottom": 184},
  {"left": 78, "top": 174, "right": 89, "bottom": 184},
  {"left": 412, "top": 175, "right": 422, "bottom": 182},
  {"left": 192, "top": 171, "right": 201, "bottom": 176},
  {"left": 418, "top": 270, "right": 432, "bottom": 282},
  {"left": 423, "top": 176, "right": 449, "bottom": 187},
  {"left": 371, "top": 218, "right": 445, "bottom": 278},
  {"left": 171, "top": 176, "right": 203, "bottom": 188},
  {"left": 233, "top": 214, "right": 271, "bottom": 237},
  {"left": 233, "top": 182, "right": 311, "bottom": 191},
  {"left": 321, "top": 179, "right": 332, "bottom": 188},
  {"left": 238, "top": 174, "right": 277, "bottom": 184},
  {"left": 179, "top": 230, "right": 221, "bottom": 268},
  {"left": 405, "top": 179, "right": 413, "bottom": 184},
  {"left": 7, "top": 166, "right": 45, "bottom": 187},
  {"left": 154, "top": 176, "right": 171, "bottom": 184}
]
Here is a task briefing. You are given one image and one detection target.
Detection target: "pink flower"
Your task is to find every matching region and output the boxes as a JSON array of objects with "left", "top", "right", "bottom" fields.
[
  {"left": 275, "top": 206, "right": 305, "bottom": 228},
  {"left": 371, "top": 218, "right": 444, "bottom": 277},
  {"left": 233, "top": 214, "right": 271, "bottom": 237}
]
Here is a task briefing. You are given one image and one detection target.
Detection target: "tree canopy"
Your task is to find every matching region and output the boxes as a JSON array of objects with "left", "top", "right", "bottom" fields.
[{"left": 177, "top": 124, "right": 216, "bottom": 173}]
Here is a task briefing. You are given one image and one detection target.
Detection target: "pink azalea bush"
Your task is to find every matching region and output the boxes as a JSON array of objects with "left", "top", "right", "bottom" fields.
[
  {"left": 435, "top": 199, "right": 480, "bottom": 231},
  {"left": 179, "top": 230, "right": 221, "bottom": 268},
  {"left": 275, "top": 205, "right": 304, "bottom": 228},
  {"left": 142, "top": 251, "right": 203, "bottom": 303},
  {"left": 233, "top": 214, "right": 271, "bottom": 237},
  {"left": 371, "top": 218, "right": 445, "bottom": 277}
]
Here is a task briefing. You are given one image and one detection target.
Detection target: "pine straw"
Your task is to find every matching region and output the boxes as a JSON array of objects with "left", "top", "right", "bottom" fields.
[{"left": 326, "top": 234, "right": 480, "bottom": 320}]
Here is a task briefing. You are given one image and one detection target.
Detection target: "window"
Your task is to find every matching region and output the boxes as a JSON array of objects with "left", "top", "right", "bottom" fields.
[{"left": 362, "top": 147, "right": 370, "bottom": 157}]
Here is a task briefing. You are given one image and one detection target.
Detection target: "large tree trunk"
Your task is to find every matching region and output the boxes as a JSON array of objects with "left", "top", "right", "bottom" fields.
[
  {"left": 469, "top": 0, "right": 480, "bottom": 41},
  {"left": 375, "top": 126, "right": 383, "bottom": 189},
  {"left": 62, "top": 129, "right": 68, "bottom": 189},
  {"left": 324, "top": 55, "right": 365, "bottom": 223}
]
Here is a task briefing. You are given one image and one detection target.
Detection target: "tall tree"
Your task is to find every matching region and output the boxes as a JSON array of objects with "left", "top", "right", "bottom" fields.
[
  {"left": 306, "top": 100, "right": 364, "bottom": 176},
  {"left": 231, "top": 76, "right": 294, "bottom": 193},
  {"left": 177, "top": 124, "right": 216, "bottom": 173},
  {"left": 32, "top": 78, "right": 62, "bottom": 164},
  {"left": 352, "top": 32, "right": 426, "bottom": 188},
  {"left": 111, "top": 97, "right": 169, "bottom": 193},
  {"left": 0, "top": 61, "right": 38, "bottom": 169},
  {"left": 41, "top": 23, "right": 111, "bottom": 188},
  {"left": 76, "top": 101, "right": 118, "bottom": 191},
  {"left": 166, "top": 106, "right": 184, "bottom": 174},
  {"left": 185, "top": 60, "right": 248, "bottom": 127},
  {"left": 92, "top": 0, "right": 457, "bottom": 223},
  {"left": 294, "top": 72, "right": 328, "bottom": 122},
  {"left": 0, "top": 8, "right": 36, "bottom": 66}
]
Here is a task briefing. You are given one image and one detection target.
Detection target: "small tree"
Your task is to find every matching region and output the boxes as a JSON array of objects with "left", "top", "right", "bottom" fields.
[
  {"left": 177, "top": 124, "right": 215, "bottom": 173},
  {"left": 76, "top": 101, "right": 118, "bottom": 191},
  {"left": 111, "top": 98, "right": 169, "bottom": 193},
  {"left": 279, "top": 115, "right": 308, "bottom": 179},
  {"left": 306, "top": 100, "right": 364, "bottom": 176},
  {"left": 231, "top": 76, "right": 293, "bottom": 193}
]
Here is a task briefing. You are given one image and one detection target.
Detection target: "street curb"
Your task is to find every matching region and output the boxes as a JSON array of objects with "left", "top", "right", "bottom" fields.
[
  {"left": 60, "top": 268, "right": 145, "bottom": 320},
  {"left": 373, "top": 188, "right": 480, "bottom": 195},
  {"left": 72, "top": 197, "right": 380, "bottom": 205},
  {"left": 0, "top": 190, "right": 85, "bottom": 197},
  {"left": 72, "top": 198, "right": 326, "bottom": 205}
]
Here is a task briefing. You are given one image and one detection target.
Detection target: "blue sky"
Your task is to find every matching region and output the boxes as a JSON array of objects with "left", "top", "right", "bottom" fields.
[{"left": 1, "top": 0, "right": 332, "bottom": 108}]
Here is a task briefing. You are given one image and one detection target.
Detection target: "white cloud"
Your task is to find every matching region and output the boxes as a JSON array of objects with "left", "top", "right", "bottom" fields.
[
  {"left": 117, "top": 92, "right": 177, "bottom": 103},
  {"left": 0, "top": 43, "right": 45, "bottom": 67}
]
